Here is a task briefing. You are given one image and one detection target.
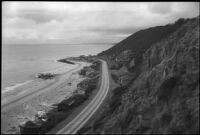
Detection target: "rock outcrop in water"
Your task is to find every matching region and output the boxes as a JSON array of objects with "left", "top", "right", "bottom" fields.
[{"left": 79, "top": 16, "right": 199, "bottom": 134}]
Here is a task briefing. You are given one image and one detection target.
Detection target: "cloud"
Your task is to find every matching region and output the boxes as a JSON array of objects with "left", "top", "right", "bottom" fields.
[
  {"left": 17, "top": 10, "right": 62, "bottom": 23},
  {"left": 2, "top": 2, "right": 199, "bottom": 44},
  {"left": 3, "top": 17, "right": 37, "bottom": 28},
  {"left": 147, "top": 2, "right": 173, "bottom": 14}
]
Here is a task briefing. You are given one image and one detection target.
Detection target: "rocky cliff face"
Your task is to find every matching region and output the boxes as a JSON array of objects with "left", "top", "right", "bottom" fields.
[
  {"left": 81, "top": 16, "right": 199, "bottom": 134},
  {"left": 115, "top": 17, "right": 199, "bottom": 134}
]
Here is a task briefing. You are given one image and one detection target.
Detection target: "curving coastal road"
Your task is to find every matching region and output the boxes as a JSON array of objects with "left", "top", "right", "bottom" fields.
[{"left": 55, "top": 59, "right": 110, "bottom": 134}]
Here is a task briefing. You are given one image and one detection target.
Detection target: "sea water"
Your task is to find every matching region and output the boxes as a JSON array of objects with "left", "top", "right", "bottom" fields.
[{"left": 2, "top": 44, "right": 113, "bottom": 92}]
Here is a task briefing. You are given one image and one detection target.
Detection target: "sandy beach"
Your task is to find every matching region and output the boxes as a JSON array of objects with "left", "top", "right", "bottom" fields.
[{"left": 1, "top": 61, "right": 90, "bottom": 134}]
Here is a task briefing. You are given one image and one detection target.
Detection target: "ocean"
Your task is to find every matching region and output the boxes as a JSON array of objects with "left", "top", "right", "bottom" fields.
[{"left": 2, "top": 44, "right": 113, "bottom": 92}]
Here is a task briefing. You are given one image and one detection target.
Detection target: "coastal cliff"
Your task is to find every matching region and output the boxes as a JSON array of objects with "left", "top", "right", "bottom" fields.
[{"left": 80, "top": 16, "right": 199, "bottom": 134}]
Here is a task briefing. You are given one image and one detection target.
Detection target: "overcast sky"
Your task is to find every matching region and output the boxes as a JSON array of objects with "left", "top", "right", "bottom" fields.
[{"left": 2, "top": 2, "right": 199, "bottom": 45}]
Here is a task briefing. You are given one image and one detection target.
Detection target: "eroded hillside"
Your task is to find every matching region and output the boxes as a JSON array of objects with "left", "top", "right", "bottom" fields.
[{"left": 79, "top": 16, "right": 199, "bottom": 134}]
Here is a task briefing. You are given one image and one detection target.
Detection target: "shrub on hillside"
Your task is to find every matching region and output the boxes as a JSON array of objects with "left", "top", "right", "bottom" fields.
[
  {"left": 79, "top": 68, "right": 86, "bottom": 76},
  {"left": 112, "top": 86, "right": 127, "bottom": 97},
  {"left": 109, "top": 96, "right": 121, "bottom": 113},
  {"left": 85, "top": 83, "right": 96, "bottom": 96},
  {"left": 157, "top": 75, "right": 180, "bottom": 102},
  {"left": 161, "top": 112, "right": 172, "bottom": 127},
  {"left": 90, "top": 61, "right": 101, "bottom": 71},
  {"left": 92, "top": 109, "right": 109, "bottom": 131},
  {"left": 160, "top": 76, "right": 179, "bottom": 89},
  {"left": 109, "top": 86, "right": 127, "bottom": 113},
  {"left": 57, "top": 101, "right": 71, "bottom": 112},
  {"left": 119, "top": 107, "right": 136, "bottom": 130},
  {"left": 110, "top": 63, "right": 123, "bottom": 70},
  {"left": 70, "top": 94, "right": 88, "bottom": 107},
  {"left": 111, "top": 73, "right": 118, "bottom": 83}
]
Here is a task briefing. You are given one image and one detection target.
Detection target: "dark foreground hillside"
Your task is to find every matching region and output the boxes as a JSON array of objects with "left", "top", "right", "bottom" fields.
[{"left": 80, "top": 16, "right": 199, "bottom": 134}]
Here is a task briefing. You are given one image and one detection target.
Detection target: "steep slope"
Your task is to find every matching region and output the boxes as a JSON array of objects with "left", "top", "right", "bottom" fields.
[
  {"left": 80, "top": 16, "right": 199, "bottom": 134},
  {"left": 98, "top": 18, "right": 186, "bottom": 58}
]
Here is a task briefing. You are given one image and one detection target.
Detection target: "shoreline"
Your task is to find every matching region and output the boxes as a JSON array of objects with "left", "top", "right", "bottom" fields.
[
  {"left": 2, "top": 58, "right": 79, "bottom": 106},
  {"left": 1, "top": 58, "right": 90, "bottom": 134},
  {"left": 2, "top": 58, "right": 76, "bottom": 94},
  {"left": 20, "top": 57, "right": 101, "bottom": 134},
  {"left": 2, "top": 80, "right": 33, "bottom": 94},
  {"left": 2, "top": 62, "right": 81, "bottom": 108}
]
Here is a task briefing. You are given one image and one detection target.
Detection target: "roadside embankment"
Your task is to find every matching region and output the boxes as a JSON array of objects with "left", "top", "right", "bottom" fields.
[{"left": 19, "top": 56, "right": 101, "bottom": 134}]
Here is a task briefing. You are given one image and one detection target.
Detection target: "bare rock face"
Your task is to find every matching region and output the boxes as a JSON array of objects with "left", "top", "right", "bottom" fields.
[
  {"left": 87, "top": 16, "right": 199, "bottom": 134},
  {"left": 128, "top": 58, "right": 135, "bottom": 69}
]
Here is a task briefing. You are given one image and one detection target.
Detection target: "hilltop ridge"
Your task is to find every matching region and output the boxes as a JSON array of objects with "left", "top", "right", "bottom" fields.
[{"left": 80, "top": 16, "right": 199, "bottom": 134}]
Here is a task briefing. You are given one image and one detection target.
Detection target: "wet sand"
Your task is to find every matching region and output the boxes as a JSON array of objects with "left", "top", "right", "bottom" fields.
[{"left": 1, "top": 61, "right": 90, "bottom": 134}]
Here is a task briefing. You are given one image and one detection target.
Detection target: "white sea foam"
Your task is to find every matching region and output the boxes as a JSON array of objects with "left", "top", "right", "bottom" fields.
[
  {"left": 2, "top": 80, "right": 33, "bottom": 94},
  {"left": 2, "top": 44, "right": 113, "bottom": 93},
  {"left": 53, "top": 59, "right": 58, "bottom": 63}
]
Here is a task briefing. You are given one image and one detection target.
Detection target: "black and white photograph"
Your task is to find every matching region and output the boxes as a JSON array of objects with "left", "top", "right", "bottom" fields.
[{"left": 1, "top": 1, "right": 199, "bottom": 134}]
